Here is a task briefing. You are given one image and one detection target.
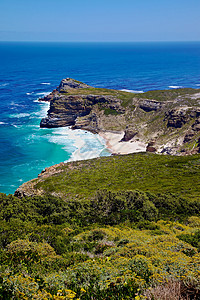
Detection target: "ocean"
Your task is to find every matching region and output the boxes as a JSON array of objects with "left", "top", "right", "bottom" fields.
[{"left": 0, "top": 41, "right": 200, "bottom": 195}]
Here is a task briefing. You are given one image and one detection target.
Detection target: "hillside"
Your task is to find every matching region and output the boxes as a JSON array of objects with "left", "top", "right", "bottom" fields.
[
  {"left": 39, "top": 78, "right": 200, "bottom": 155},
  {"left": 15, "top": 152, "right": 200, "bottom": 202},
  {"left": 0, "top": 152, "right": 199, "bottom": 299}
]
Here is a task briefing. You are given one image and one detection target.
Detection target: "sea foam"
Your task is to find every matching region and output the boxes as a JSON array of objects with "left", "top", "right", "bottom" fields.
[
  {"left": 46, "top": 127, "right": 109, "bottom": 162},
  {"left": 32, "top": 101, "right": 50, "bottom": 118},
  {"left": 0, "top": 83, "right": 9, "bottom": 87},
  {"left": 168, "top": 85, "right": 183, "bottom": 89},
  {"left": 9, "top": 113, "right": 30, "bottom": 118},
  {"left": 35, "top": 92, "right": 51, "bottom": 96},
  {"left": 120, "top": 89, "right": 144, "bottom": 93}
]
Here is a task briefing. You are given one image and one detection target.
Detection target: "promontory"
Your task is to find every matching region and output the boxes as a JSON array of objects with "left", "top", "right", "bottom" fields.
[{"left": 39, "top": 78, "right": 200, "bottom": 156}]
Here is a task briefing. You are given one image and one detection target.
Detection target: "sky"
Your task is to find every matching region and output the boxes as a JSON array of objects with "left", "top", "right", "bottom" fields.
[{"left": 0, "top": 0, "right": 200, "bottom": 42}]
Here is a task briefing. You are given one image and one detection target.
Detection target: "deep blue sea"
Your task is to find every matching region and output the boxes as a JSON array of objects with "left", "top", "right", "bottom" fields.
[{"left": 0, "top": 42, "right": 200, "bottom": 194}]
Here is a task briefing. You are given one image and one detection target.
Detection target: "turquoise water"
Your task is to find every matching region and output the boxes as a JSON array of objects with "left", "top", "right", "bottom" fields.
[{"left": 0, "top": 42, "right": 200, "bottom": 194}]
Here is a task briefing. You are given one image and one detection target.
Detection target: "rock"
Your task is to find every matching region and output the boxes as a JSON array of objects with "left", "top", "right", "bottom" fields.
[
  {"left": 165, "top": 107, "right": 200, "bottom": 128},
  {"left": 40, "top": 94, "right": 121, "bottom": 129},
  {"left": 165, "top": 108, "right": 189, "bottom": 128},
  {"left": 146, "top": 141, "right": 157, "bottom": 152},
  {"left": 161, "top": 147, "right": 178, "bottom": 155},
  {"left": 139, "top": 99, "right": 162, "bottom": 112},
  {"left": 146, "top": 146, "right": 157, "bottom": 152},
  {"left": 14, "top": 162, "right": 65, "bottom": 198},
  {"left": 183, "top": 130, "right": 195, "bottom": 143},
  {"left": 120, "top": 130, "right": 138, "bottom": 142},
  {"left": 38, "top": 89, "right": 58, "bottom": 102},
  {"left": 57, "top": 78, "right": 90, "bottom": 92},
  {"left": 192, "top": 117, "right": 200, "bottom": 131}
]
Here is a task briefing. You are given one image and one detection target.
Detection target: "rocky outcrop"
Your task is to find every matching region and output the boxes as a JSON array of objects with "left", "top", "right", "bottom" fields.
[
  {"left": 165, "top": 107, "right": 200, "bottom": 128},
  {"left": 146, "top": 141, "right": 157, "bottom": 152},
  {"left": 165, "top": 107, "right": 190, "bottom": 128},
  {"left": 14, "top": 162, "right": 65, "bottom": 198},
  {"left": 161, "top": 147, "right": 179, "bottom": 155},
  {"left": 120, "top": 130, "right": 138, "bottom": 142},
  {"left": 58, "top": 78, "right": 90, "bottom": 92},
  {"left": 139, "top": 99, "right": 162, "bottom": 112},
  {"left": 40, "top": 94, "right": 122, "bottom": 129}
]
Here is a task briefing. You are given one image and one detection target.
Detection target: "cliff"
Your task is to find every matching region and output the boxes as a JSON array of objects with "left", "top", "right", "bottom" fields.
[{"left": 39, "top": 78, "right": 200, "bottom": 155}]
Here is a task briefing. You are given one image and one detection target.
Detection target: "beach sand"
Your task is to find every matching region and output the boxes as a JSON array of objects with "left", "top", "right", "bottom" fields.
[{"left": 99, "top": 131, "right": 147, "bottom": 155}]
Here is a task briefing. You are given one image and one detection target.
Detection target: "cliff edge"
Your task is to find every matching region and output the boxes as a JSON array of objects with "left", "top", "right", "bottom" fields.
[{"left": 39, "top": 78, "right": 200, "bottom": 155}]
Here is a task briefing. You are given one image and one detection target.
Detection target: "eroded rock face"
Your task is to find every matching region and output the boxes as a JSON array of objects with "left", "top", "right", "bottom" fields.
[
  {"left": 58, "top": 78, "right": 90, "bottom": 92},
  {"left": 139, "top": 99, "right": 162, "bottom": 112},
  {"left": 39, "top": 90, "right": 57, "bottom": 102},
  {"left": 40, "top": 92, "right": 122, "bottom": 129},
  {"left": 165, "top": 107, "right": 200, "bottom": 128},
  {"left": 120, "top": 130, "right": 138, "bottom": 142},
  {"left": 165, "top": 108, "right": 189, "bottom": 128}
]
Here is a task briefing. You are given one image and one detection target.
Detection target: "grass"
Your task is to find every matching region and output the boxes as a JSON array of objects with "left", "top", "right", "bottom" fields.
[
  {"left": 35, "top": 153, "right": 200, "bottom": 201},
  {"left": 135, "top": 88, "right": 200, "bottom": 102},
  {"left": 60, "top": 87, "right": 200, "bottom": 105}
]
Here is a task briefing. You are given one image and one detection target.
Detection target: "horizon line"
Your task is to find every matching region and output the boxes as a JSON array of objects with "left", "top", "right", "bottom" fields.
[{"left": 0, "top": 40, "right": 200, "bottom": 43}]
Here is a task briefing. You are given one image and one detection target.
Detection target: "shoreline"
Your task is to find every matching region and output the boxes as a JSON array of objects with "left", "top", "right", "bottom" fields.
[
  {"left": 37, "top": 100, "right": 147, "bottom": 159},
  {"left": 99, "top": 131, "right": 147, "bottom": 155}
]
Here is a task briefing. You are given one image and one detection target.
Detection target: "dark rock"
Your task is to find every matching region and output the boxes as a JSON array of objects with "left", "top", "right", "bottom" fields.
[
  {"left": 183, "top": 131, "right": 195, "bottom": 143},
  {"left": 38, "top": 89, "right": 58, "bottom": 102},
  {"left": 146, "top": 141, "right": 157, "bottom": 152},
  {"left": 120, "top": 130, "right": 138, "bottom": 142},
  {"left": 192, "top": 117, "right": 200, "bottom": 131},
  {"left": 139, "top": 99, "right": 162, "bottom": 112},
  {"left": 165, "top": 108, "right": 189, "bottom": 128},
  {"left": 161, "top": 147, "right": 177, "bottom": 155},
  {"left": 147, "top": 141, "right": 155, "bottom": 147},
  {"left": 165, "top": 108, "right": 200, "bottom": 128}
]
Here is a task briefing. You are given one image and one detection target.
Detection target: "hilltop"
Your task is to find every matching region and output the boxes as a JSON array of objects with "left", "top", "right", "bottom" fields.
[{"left": 39, "top": 78, "right": 200, "bottom": 155}]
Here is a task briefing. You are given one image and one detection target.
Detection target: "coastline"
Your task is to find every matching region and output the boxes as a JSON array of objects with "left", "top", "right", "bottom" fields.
[
  {"left": 99, "top": 131, "right": 147, "bottom": 155},
  {"left": 37, "top": 98, "right": 147, "bottom": 159}
]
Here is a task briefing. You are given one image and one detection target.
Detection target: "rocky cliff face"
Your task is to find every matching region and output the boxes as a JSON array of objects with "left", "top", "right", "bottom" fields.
[
  {"left": 40, "top": 94, "right": 123, "bottom": 130},
  {"left": 39, "top": 78, "right": 200, "bottom": 155}
]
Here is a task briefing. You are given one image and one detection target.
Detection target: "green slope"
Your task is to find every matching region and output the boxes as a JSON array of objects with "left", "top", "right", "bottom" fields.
[{"left": 34, "top": 153, "right": 200, "bottom": 201}]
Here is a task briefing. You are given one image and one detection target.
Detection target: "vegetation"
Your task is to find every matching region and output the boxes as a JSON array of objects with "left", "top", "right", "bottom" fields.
[
  {"left": 0, "top": 153, "right": 200, "bottom": 299},
  {"left": 133, "top": 88, "right": 200, "bottom": 102},
  {"left": 61, "top": 86, "right": 200, "bottom": 107},
  {"left": 34, "top": 153, "right": 200, "bottom": 201}
]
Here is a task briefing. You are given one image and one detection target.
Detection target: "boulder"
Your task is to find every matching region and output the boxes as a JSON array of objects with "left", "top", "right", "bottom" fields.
[{"left": 120, "top": 130, "right": 138, "bottom": 142}]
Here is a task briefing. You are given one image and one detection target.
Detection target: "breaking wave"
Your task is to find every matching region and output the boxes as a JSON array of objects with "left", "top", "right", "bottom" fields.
[{"left": 120, "top": 89, "right": 144, "bottom": 93}]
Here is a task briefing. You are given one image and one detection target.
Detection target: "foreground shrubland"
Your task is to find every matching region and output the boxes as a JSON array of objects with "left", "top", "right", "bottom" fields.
[{"left": 0, "top": 193, "right": 200, "bottom": 299}]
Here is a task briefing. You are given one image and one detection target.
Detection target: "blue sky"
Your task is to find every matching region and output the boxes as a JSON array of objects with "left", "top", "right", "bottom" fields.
[{"left": 0, "top": 0, "right": 200, "bottom": 42}]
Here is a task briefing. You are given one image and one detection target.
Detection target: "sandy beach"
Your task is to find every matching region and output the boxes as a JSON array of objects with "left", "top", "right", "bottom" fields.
[{"left": 99, "top": 131, "right": 147, "bottom": 155}]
